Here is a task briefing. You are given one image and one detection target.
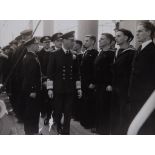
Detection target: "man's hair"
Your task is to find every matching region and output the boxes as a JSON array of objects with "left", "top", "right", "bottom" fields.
[
  {"left": 75, "top": 40, "right": 83, "bottom": 47},
  {"left": 101, "top": 33, "right": 115, "bottom": 43},
  {"left": 140, "top": 21, "right": 155, "bottom": 40},
  {"left": 117, "top": 28, "right": 134, "bottom": 42},
  {"left": 85, "top": 35, "right": 96, "bottom": 44}
]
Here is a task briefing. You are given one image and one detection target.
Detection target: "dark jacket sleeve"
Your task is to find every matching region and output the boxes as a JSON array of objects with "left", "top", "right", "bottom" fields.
[
  {"left": 73, "top": 55, "right": 81, "bottom": 81},
  {"left": 47, "top": 52, "right": 56, "bottom": 81},
  {"left": 22, "top": 55, "right": 41, "bottom": 94},
  {"left": 90, "top": 51, "right": 98, "bottom": 84}
]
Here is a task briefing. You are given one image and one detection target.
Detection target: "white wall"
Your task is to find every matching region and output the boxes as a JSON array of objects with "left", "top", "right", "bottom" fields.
[{"left": 0, "top": 20, "right": 116, "bottom": 48}]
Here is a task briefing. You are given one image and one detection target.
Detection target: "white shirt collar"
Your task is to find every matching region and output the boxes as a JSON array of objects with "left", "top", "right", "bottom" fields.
[{"left": 141, "top": 40, "right": 152, "bottom": 50}]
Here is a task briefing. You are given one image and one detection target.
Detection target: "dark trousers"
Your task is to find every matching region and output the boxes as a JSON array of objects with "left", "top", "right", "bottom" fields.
[
  {"left": 95, "top": 85, "right": 111, "bottom": 134},
  {"left": 12, "top": 92, "right": 25, "bottom": 121},
  {"left": 54, "top": 93, "right": 74, "bottom": 135},
  {"left": 110, "top": 90, "right": 130, "bottom": 135},
  {"left": 80, "top": 87, "right": 96, "bottom": 129},
  {"left": 23, "top": 94, "right": 40, "bottom": 135},
  {"left": 40, "top": 88, "right": 53, "bottom": 120}
]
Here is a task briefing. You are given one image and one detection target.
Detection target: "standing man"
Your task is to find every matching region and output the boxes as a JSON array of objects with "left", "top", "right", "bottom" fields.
[
  {"left": 128, "top": 21, "right": 155, "bottom": 134},
  {"left": 80, "top": 35, "right": 98, "bottom": 129},
  {"left": 37, "top": 36, "right": 52, "bottom": 125},
  {"left": 21, "top": 38, "right": 41, "bottom": 135},
  {"left": 72, "top": 40, "right": 83, "bottom": 121},
  {"left": 94, "top": 33, "right": 115, "bottom": 134},
  {"left": 8, "top": 29, "right": 33, "bottom": 123},
  {"left": 14, "top": 29, "right": 33, "bottom": 121},
  {"left": 47, "top": 31, "right": 82, "bottom": 135},
  {"left": 49, "top": 32, "right": 63, "bottom": 128},
  {"left": 110, "top": 29, "right": 135, "bottom": 135},
  {"left": 4, "top": 40, "right": 18, "bottom": 113}
]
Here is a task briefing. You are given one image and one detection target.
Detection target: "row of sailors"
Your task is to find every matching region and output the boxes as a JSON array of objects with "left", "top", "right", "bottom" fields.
[{"left": 0, "top": 20, "right": 155, "bottom": 135}]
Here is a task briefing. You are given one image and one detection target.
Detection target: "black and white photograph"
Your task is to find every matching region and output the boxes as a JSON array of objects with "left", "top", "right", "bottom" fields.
[
  {"left": 0, "top": 20, "right": 155, "bottom": 135},
  {"left": 1, "top": 0, "right": 155, "bottom": 155}
]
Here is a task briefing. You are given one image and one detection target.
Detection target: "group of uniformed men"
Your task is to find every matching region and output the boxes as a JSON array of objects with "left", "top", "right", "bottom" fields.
[{"left": 0, "top": 20, "right": 155, "bottom": 135}]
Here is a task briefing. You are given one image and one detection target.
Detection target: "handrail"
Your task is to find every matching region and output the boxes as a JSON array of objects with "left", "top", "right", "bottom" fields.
[{"left": 127, "top": 90, "right": 155, "bottom": 135}]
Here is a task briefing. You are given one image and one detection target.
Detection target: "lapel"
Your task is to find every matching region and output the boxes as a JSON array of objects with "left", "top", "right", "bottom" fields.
[
  {"left": 135, "top": 42, "right": 154, "bottom": 59},
  {"left": 139, "top": 42, "right": 154, "bottom": 53}
]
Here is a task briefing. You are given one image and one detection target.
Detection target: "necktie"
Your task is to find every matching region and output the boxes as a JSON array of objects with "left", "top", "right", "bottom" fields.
[{"left": 137, "top": 45, "right": 142, "bottom": 54}]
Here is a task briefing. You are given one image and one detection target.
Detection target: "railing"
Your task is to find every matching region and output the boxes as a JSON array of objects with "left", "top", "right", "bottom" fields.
[{"left": 127, "top": 90, "right": 155, "bottom": 135}]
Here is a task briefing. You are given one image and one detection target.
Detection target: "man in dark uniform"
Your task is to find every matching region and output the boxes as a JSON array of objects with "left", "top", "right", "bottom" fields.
[
  {"left": 110, "top": 29, "right": 136, "bottom": 135},
  {"left": 37, "top": 36, "right": 52, "bottom": 125},
  {"left": 9, "top": 29, "right": 33, "bottom": 122},
  {"left": 47, "top": 31, "right": 82, "bottom": 134},
  {"left": 128, "top": 21, "right": 155, "bottom": 134},
  {"left": 21, "top": 37, "right": 41, "bottom": 135},
  {"left": 80, "top": 35, "right": 98, "bottom": 129},
  {"left": 94, "top": 33, "right": 115, "bottom": 134},
  {"left": 49, "top": 32, "right": 63, "bottom": 128},
  {"left": 72, "top": 40, "right": 83, "bottom": 121},
  {"left": 4, "top": 40, "right": 18, "bottom": 113}
]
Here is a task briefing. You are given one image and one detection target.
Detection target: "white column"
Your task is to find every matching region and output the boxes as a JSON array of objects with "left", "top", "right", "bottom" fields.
[
  {"left": 77, "top": 20, "right": 98, "bottom": 47},
  {"left": 43, "top": 20, "right": 54, "bottom": 36}
]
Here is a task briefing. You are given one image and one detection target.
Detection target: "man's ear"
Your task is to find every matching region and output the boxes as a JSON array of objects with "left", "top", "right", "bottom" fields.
[
  {"left": 124, "top": 35, "right": 128, "bottom": 42},
  {"left": 146, "top": 30, "right": 151, "bottom": 38}
]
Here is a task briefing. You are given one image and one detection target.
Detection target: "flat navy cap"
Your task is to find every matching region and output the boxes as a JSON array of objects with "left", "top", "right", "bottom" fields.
[
  {"left": 51, "top": 33, "right": 63, "bottom": 42},
  {"left": 40, "top": 36, "right": 51, "bottom": 43},
  {"left": 61, "top": 31, "right": 75, "bottom": 39}
]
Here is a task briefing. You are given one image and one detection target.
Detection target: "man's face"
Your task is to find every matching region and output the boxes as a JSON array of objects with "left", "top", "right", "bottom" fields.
[
  {"left": 115, "top": 31, "right": 128, "bottom": 45},
  {"left": 136, "top": 25, "right": 151, "bottom": 43},
  {"left": 73, "top": 42, "right": 81, "bottom": 51},
  {"left": 99, "top": 35, "right": 110, "bottom": 49},
  {"left": 83, "top": 37, "right": 92, "bottom": 48},
  {"left": 63, "top": 37, "right": 74, "bottom": 50},
  {"left": 43, "top": 41, "right": 50, "bottom": 49},
  {"left": 54, "top": 39, "right": 62, "bottom": 49}
]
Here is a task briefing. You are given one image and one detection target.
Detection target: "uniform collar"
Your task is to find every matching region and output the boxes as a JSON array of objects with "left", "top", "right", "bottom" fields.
[
  {"left": 115, "top": 46, "right": 135, "bottom": 58},
  {"left": 141, "top": 40, "right": 152, "bottom": 50},
  {"left": 62, "top": 45, "right": 70, "bottom": 54}
]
